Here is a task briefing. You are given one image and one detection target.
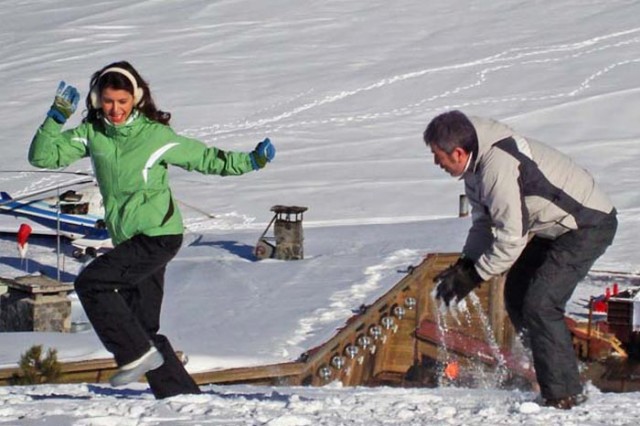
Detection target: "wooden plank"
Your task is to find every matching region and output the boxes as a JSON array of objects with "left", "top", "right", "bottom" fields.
[
  {"left": 0, "top": 353, "right": 182, "bottom": 386},
  {"left": 191, "top": 362, "right": 305, "bottom": 385},
  {"left": 340, "top": 352, "right": 370, "bottom": 386},
  {"left": 373, "top": 314, "right": 416, "bottom": 375},
  {"left": 1, "top": 357, "right": 305, "bottom": 387},
  {"left": 0, "top": 357, "right": 118, "bottom": 386}
]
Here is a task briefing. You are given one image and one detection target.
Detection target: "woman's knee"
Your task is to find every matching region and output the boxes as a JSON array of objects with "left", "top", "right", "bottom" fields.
[
  {"left": 74, "top": 270, "right": 91, "bottom": 294},
  {"left": 74, "top": 265, "right": 101, "bottom": 294}
]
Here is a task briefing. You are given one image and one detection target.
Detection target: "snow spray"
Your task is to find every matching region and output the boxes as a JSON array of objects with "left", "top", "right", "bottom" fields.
[
  {"left": 431, "top": 288, "right": 510, "bottom": 389},
  {"left": 468, "top": 292, "right": 509, "bottom": 387}
]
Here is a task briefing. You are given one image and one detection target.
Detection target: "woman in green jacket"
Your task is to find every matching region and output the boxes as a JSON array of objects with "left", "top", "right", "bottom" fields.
[{"left": 29, "top": 60, "right": 275, "bottom": 398}]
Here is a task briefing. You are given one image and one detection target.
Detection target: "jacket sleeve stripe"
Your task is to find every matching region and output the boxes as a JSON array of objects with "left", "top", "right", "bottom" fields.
[{"left": 142, "top": 143, "right": 179, "bottom": 184}]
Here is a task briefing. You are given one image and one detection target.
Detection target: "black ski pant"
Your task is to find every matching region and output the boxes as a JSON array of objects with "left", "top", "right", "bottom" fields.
[
  {"left": 74, "top": 234, "right": 201, "bottom": 399},
  {"left": 504, "top": 210, "right": 617, "bottom": 400}
]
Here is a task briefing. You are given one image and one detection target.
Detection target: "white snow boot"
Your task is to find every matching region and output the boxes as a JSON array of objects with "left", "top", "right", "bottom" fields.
[{"left": 109, "top": 346, "right": 164, "bottom": 387}]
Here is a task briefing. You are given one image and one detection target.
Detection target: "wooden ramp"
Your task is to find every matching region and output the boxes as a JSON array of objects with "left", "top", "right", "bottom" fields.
[
  {"left": 1, "top": 253, "right": 521, "bottom": 388},
  {"left": 3, "top": 252, "right": 630, "bottom": 390}
]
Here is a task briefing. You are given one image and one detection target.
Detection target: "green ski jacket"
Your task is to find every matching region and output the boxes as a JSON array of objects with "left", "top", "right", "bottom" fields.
[{"left": 29, "top": 114, "right": 256, "bottom": 245}]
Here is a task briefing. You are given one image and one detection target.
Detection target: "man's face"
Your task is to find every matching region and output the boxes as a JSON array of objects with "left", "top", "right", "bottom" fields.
[{"left": 430, "top": 144, "right": 469, "bottom": 178}]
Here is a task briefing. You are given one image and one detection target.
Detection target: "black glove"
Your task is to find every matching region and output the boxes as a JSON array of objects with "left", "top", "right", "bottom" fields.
[{"left": 434, "top": 257, "right": 483, "bottom": 306}]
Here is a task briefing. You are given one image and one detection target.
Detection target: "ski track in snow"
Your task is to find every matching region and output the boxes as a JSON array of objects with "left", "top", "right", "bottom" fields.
[
  {"left": 182, "top": 27, "right": 640, "bottom": 145},
  {"left": 5, "top": 27, "right": 639, "bottom": 233}
]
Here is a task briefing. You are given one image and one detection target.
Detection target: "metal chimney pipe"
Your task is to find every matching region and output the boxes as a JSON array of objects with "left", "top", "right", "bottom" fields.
[{"left": 459, "top": 194, "right": 469, "bottom": 217}]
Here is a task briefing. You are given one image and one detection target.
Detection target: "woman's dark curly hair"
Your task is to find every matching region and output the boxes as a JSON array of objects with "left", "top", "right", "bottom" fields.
[{"left": 83, "top": 60, "right": 171, "bottom": 125}]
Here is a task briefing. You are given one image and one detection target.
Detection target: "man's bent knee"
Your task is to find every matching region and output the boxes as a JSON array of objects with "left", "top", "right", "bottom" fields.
[{"left": 522, "top": 297, "right": 564, "bottom": 330}]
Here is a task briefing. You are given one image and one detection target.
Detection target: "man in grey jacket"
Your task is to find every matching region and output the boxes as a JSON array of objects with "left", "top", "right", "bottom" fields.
[{"left": 424, "top": 110, "right": 617, "bottom": 409}]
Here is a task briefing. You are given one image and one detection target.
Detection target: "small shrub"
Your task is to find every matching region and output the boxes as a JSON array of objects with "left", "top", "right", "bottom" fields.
[{"left": 9, "top": 344, "right": 62, "bottom": 385}]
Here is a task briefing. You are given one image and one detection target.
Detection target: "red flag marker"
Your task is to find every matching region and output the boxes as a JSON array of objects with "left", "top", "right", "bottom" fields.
[{"left": 17, "top": 223, "right": 32, "bottom": 258}]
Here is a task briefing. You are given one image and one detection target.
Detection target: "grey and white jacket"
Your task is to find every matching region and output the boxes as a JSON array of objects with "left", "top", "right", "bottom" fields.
[{"left": 462, "top": 116, "right": 614, "bottom": 280}]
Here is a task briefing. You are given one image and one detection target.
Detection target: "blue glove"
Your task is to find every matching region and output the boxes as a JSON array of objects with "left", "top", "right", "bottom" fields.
[
  {"left": 250, "top": 138, "right": 276, "bottom": 170},
  {"left": 47, "top": 81, "right": 80, "bottom": 124}
]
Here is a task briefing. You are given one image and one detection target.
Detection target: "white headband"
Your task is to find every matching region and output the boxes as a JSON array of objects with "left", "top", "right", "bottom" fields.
[{"left": 90, "top": 66, "right": 144, "bottom": 108}]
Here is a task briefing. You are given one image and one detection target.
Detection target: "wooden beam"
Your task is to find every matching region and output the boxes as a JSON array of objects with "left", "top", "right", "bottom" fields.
[
  {"left": 191, "top": 362, "right": 305, "bottom": 385},
  {"left": 0, "top": 356, "right": 119, "bottom": 386}
]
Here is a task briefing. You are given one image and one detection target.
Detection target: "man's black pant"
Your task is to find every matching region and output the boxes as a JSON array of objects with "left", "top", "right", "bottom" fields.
[
  {"left": 75, "top": 234, "right": 201, "bottom": 399},
  {"left": 504, "top": 211, "right": 617, "bottom": 400}
]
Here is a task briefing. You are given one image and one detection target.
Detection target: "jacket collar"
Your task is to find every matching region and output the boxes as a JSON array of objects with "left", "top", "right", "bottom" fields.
[
  {"left": 103, "top": 110, "right": 141, "bottom": 137},
  {"left": 460, "top": 151, "right": 474, "bottom": 179}
]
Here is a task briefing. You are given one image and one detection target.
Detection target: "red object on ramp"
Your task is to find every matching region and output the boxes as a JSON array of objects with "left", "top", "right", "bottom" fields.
[{"left": 416, "top": 319, "right": 536, "bottom": 382}]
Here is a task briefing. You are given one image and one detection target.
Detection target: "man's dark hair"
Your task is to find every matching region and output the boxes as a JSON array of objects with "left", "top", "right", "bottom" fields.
[{"left": 423, "top": 110, "right": 478, "bottom": 154}]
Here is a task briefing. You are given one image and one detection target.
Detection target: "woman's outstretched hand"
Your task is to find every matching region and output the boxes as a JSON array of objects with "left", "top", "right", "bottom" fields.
[{"left": 250, "top": 138, "right": 276, "bottom": 170}]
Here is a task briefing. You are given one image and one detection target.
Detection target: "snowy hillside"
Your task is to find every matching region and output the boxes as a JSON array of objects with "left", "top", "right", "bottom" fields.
[{"left": 1, "top": 0, "right": 640, "bottom": 424}]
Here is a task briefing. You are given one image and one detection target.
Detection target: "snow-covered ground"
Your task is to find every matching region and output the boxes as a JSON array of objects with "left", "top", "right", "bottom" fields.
[{"left": 1, "top": 0, "right": 640, "bottom": 424}]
